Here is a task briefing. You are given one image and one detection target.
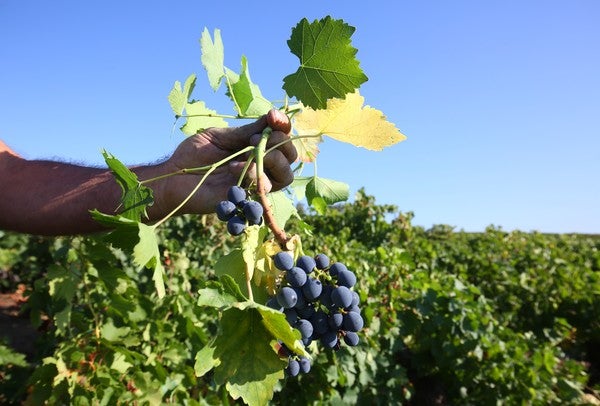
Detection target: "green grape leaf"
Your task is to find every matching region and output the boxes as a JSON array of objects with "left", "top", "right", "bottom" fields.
[
  {"left": 212, "top": 304, "right": 305, "bottom": 405},
  {"left": 290, "top": 176, "right": 311, "bottom": 201},
  {"left": 100, "top": 319, "right": 131, "bottom": 342},
  {"left": 283, "top": 16, "right": 368, "bottom": 109},
  {"left": 181, "top": 100, "right": 228, "bottom": 135},
  {"left": 228, "top": 56, "right": 273, "bottom": 117},
  {"left": 102, "top": 151, "right": 154, "bottom": 221},
  {"left": 168, "top": 74, "right": 196, "bottom": 116},
  {"left": 200, "top": 28, "right": 225, "bottom": 91},
  {"left": 266, "top": 191, "right": 297, "bottom": 230},
  {"left": 306, "top": 176, "right": 350, "bottom": 209},
  {"left": 194, "top": 302, "right": 307, "bottom": 405},
  {"left": 89, "top": 212, "right": 166, "bottom": 298},
  {"left": 195, "top": 344, "right": 220, "bottom": 378},
  {"left": 47, "top": 263, "right": 80, "bottom": 335},
  {"left": 197, "top": 286, "right": 237, "bottom": 309},
  {"left": 215, "top": 249, "right": 250, "bottom": 300},
  {"left": 212, "top": 307, "right": 285, "bottom": 384},
  {"left": 220, "top": 274, "right": 249, "bottom": 302},
  {"left": 0, "top": 343, "right": 28, "bottom": 367}
]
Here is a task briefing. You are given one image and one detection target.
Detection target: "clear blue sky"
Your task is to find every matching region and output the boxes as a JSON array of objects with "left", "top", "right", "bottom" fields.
[{"left": 1, "top": 1, "right": 598, "bottom": 233}]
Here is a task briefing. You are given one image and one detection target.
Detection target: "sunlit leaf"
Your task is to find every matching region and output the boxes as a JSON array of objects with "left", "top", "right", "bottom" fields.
[
  {"left": 181, "top": 101, "right": 228, "bottom": 135},
  {"left": 200, "top": 28, "right": 225, "bottom": 91},
  {"left": 294, "top": 91, "right": 406, "bottom": 150},
  {"left": 229, "top": 56, "right": 273, "bottom": 117},
  {"left": 283, "top": 17, "right": 368, "bottom": 109},
  {"left": 102, "top": 151, "right": 154, "bottom": 221},
  {"left": 168, "top": 74, "right": 196, "bottom": 116}
]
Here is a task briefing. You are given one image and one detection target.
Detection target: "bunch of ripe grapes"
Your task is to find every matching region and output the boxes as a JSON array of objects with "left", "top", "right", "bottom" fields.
[
  {"left": 267, "top": 251, "right": 363, "bottom": 377},
  {"left": 215, "top": 186, "right": 263, "bottom": 235},
  {"left": 215, "top": 186, "right": 364, "bottom": 377}
]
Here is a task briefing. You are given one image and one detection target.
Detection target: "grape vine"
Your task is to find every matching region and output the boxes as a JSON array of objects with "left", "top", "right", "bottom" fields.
[{"left": 93, "top": 15, "right": 405, "bottom": 406}]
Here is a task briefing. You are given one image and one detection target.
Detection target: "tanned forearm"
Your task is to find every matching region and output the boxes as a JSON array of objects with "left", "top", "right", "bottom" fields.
[{"left": 0, "top": 142, "right": 170, "bottom": 236}]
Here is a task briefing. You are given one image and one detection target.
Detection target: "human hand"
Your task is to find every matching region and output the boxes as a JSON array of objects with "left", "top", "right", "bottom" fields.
[{"left": 155, "top": 109, "right": 297, "bottom": 216}]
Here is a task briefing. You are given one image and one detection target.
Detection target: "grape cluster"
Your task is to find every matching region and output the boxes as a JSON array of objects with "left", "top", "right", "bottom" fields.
[
  {"left": 215, "top": 186, "right": 263, "bottom": 236},
  {"left": 266, "top": 251, "right": 364, "bottom": 376}
]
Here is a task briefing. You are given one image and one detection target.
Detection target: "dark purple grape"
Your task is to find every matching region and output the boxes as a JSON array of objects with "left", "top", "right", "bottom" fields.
[
  {"left": 348, "top": 304, "right": 361, "bottom": 314},
  {"left": 337, "top": 269, "right": 357, "bottom": 288},
  {"left": 286, "top": 267, "right": 308, "bottom": 288},
  {"left": 274, "top": 252, "right": 294, "bottom": 271},
  {"left": 296, "top": 255, "right": 316, "bottom": 274},
  {"left": 328, "top": 262, "right": 347, "bottom": 277},
  {"left": 314, "top": 253, "right": 330, "bottom": 269},
  {"left": 296, "top": 303, "right": 315, "bottom": 319},
  {"left": 277, "top": 286, "right": 297, "bottom": 309},
  {"left": 299, "top": 357, "right": 311, "bottom": 373},
  {"left": 284, "top": 308, "right": 298, "bottom": 324},
  {"left": 310, "top": 311, "right": 329, "bottom": 335},
  {"left": 320, "top": 330, "right": 338, "bottom": 349},
  {"left": 302, "top": 278, "right": 322, "bottom": 301},
  {"left": 216, "top": 200, "right": 237, "bottom": 221},
  {"left": 344, "top": 331, "right": 360, "bottom": 346},
  {"left": 227, "top": 216, "right": 246, "bottom": 236},
  {"left": 286, "top": 358, "right": 300, "bottom": 377},
  {"left": 331, "top": 286, "right": 353, "bottom": 308},
  {"left": 227, "top": 186, "right": 246, "bottom": 205},
  {"left": 328, "top": 312, "right": 343, "bottom": 330},
  {"left": 343, "top": 311, "right": 364, "bottom": 332},
  {"left": 295, "top": 319, "right": 314, "bottom": 340},
  {"left": 242, "top": 201, "right": 263, "bottom": 225}
]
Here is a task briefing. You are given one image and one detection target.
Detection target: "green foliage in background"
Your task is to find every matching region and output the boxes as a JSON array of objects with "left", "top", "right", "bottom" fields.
[{"left": 1, "top": 191, "right": 599, "bottom": 405}]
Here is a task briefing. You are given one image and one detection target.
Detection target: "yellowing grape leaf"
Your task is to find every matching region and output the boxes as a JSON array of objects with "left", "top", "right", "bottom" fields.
[
  {"left": 292, "top": 133, "right": 322, "bottom": 162},
  {"left": 293, "top": 91, "right": 406, "bottom": 150}
]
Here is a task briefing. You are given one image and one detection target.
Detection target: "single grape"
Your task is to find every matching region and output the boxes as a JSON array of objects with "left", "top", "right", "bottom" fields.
[
  {"left": 310, "top": 311, "right": 329, "bottom": 335},
  {"left": 302, "top": 278, "right": 322, "bottom": 301},
  {"left": 242, "top": 201, "right": 263, "bottom": 225},
  {"left": 328, "top": 262, "right": 347, "bottom": 277},
  {"left": 348, "top": 304, "right": 361, "bottom": 314},
  {"left": 328, "top": 312, "right": 343, "bottom": 330},
  {"left": 299, "top": 357, "right": 311, "bottom": 373},
  {"left": 331, "top": 286, "right": 353, "bottom": 309},
  {"left": 274, "top": 251, "right": 294, "bottom": 271},
  {"left": 215, "top": 200, "right": 237, "bottom": 221},
  {"left": 343, "top": 331, "right": 360, "bottom": 346},
  {"left": 277, "top": 286, "right": 298, "bottom": 309},
  {"left": 314, "top": 253, "right": 330, "bottom": 269},
  {"left": 320, "top": 330, "right": 338, "bottom": 349},
  {"left": 295, "top": 319, "right": 314, "bottom": 340},
  {"left": 337, "top": 269, "right": 357, "bottom": 288},
  {"left": 286, "top": 267, "right": 308, "bottom": 288},
  {"left": 296, "top": 255, "right": 316, "bottom": 274},
  {"left": 227, "top": 186, "right": 246, "bottom": 205},
  {"left": 227, "top": 216, "right": 246, "bottom": 236},
  {"left": 286, "top": 358, "right": 300, "bottom": 377},
  {"left": 343, "top": 311, "right": 364, "bottom": 332}
]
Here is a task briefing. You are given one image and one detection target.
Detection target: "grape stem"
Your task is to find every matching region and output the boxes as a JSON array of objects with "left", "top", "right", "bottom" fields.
[{"left": 255, "top": 127, "right": 289, "bottom": 248}]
